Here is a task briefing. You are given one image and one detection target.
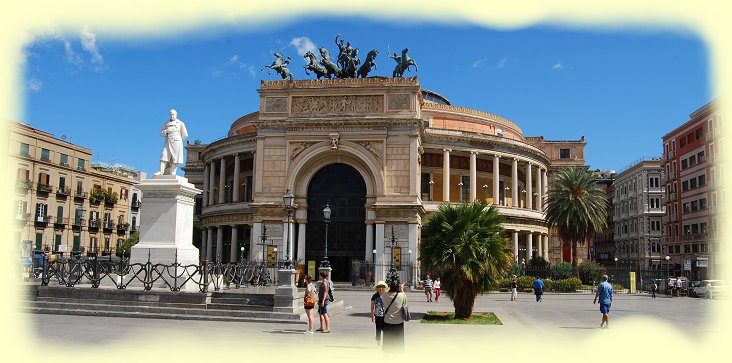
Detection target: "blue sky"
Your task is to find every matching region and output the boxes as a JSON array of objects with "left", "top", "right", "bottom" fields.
[{"left": 20, "top": 17, "right": 710, "bottom": 175}]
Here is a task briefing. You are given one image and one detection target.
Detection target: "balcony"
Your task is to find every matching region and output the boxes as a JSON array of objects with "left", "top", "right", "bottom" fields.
[
  {"left": 74, "top": 190, "right": 88, "bottom": 199},
  {"left": 130, "top": 225, "right": 139, "bottom": 233},
  {"left": 682, "top": 233, "right": 708, "bottom": 241},
  {"left": 59, "top": 161, "right": 70, "bottom": 168},
  {"left": 117, "top": 223, "right": 130, "bottom": 232},
  {"left": 15, "top": 213, "right": 31, "bottom": 222},
  {"left": 54, "top": 217, "right": 69, "bottom": 228},
  {"left": 72, "top": 218, "right": 83, "bottom": 227},
  {"left": 103, "top": 222, "right": 116, "bottom": 232},
  {"left": 88, "top": 219, "right": 100, "bottom": 228},
  {"left": 668, "top": 171, "right": 677, "bottom": 180},
  {"left": 37, "top": 183, "right": 53, "bottom": 194},
  {"left": 35, "top": 215, "right": 53, "bottom": 224},
  {"left": 16, "top": 180, "right": 32, "bottom": 191},
  {"left": 56, "top": 186, "right": 71, "bottom": 196},
  {"left": 131, "top": 200, "right": 141, "bottom": 210}
]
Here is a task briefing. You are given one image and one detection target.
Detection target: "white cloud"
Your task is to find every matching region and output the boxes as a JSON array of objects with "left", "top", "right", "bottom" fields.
[
  {"left": 552, "top": 62, "right": 563, "bottom": 70},
  {"left": 290, "top": 37, "right": 317, "bottom": 57},
  {"left": 495, "top": 57, "right": 507, "bottom": 70},
  {"left": 64, "top": 40, "right": 83, "bottom": 66},
  {"left": 228, "top": 55, "right": 240, "bottom": 65},
  {"left": 472, "top": 58, "right": 486, "bottom": 68},
  {"left": 80, "top": 27, "right": 106, "bottom": 72},
  {"left": 248, "top": 65, "right": 256, "bottom": 77},
  {"left": 28, "top": 78, "right": 43, "bottom": 92}
]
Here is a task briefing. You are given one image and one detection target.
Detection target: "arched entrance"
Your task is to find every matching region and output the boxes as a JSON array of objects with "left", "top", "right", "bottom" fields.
[{"left": 306, "top": 163, "right": 366, "bottom": 282}]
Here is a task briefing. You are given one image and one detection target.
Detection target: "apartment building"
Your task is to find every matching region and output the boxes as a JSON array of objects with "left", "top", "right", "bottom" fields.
[
  {"left": 661, "top": 99, "right": 723, "bottom": 280},
  {"left": 613, "top": 159, "right": 665, "bottom": 270},
  {"left": 9, "top": 122, "right": 140, "bottom": 256}
]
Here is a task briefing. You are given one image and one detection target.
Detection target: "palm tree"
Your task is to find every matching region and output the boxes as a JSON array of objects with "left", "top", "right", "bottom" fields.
[
  {"left": 545, "top": 167, "right": 608, "bottom": 271},
  {"left": 420, "top": 202, "right": 512, "bottom": 320}
]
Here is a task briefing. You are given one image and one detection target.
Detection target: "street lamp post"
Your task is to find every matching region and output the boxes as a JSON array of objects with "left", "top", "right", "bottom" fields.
[
  {"left": 240, "top": 246, "right": 245, "bottom": 263},
  {"left": 390, "top": 226, "right": 397, "bottom": 269},
  {"left": 321, "top": 204, "right": 331, "bottom": 268},
  {"left": 282, "top": 189, "right": 294, "bottom": 269},
  {"left": 665, "top": 255, "right": 670, "bottom": 293},
  {"left": 614, "top": 257, "right": 618, "bottom": 283}
]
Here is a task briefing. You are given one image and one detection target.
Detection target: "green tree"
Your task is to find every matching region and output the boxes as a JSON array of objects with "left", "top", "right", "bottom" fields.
[
  {"left": 420, "top": 202, "right": 512, "bottom": 319},
  {"left": 545, "top": 167, "right": 608, "bottom": 272},
  {"left": 116, "top": 232, "right": 139, "bottom": 257}
]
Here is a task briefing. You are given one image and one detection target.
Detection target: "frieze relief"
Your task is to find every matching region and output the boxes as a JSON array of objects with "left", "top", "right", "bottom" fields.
[
  {"left": 387, "top": 93, "right": 411, "bottom": 111},
  {"left": 290, "top": 142, "right": 315, "bottom": 160},
  {"left": 291, "top": 95, "right": 384, "bottom": 116},
  {"left": 264, "top": 97, "right": 289, "bottom": 113},
  {"left": 358, "top": 141, "right": 383, "bottom": 161}
]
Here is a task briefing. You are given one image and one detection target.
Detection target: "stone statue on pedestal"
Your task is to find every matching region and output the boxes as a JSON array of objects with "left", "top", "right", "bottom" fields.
[{"left": 156, "top": 109, "right": 188, "bottom": 176}]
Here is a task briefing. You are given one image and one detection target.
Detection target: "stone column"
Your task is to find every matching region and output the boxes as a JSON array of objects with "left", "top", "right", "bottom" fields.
[
  {"left": 206, "top": 228, "right": 214, "bottom": 262},
  {"left": 375, "top": 222, "right": 385, "bottom": 282},
  {"left": 250, "top": 222, "right": 262, "bottom": 261},
  {"left": 544, "top": 234, "right": 550, "bottom": 261},
  {"left": 512, "top": 158, "right": 519, "bottom": 207},
  {"left": 297, "top": 219, "right": 306, "bottom": 266},
  {"left": 543, "top": 169, "right": 548, "bottom": 196},
  {"left": 526, "top": 232, "right": 533, "bottom": 262},
  {"left": 493, "top": 154, "right": 500, "bottom": 205},
  {"left": 202, "top": 164, "right": 210, "bottom": 207},
  {"left": 232, "top": 153, "right": 241, "bottom": 203},
  {"left": 251, "top": 151, "right": 258, "bottom": 197},
  {"left": 208, "top": 161, "right": 216, "bottom": 205},
  {"left": 365, "top": 222, "right": 374, "bottom": 263},
  {"left": 470, "top": 151, "right": 478, "bottom": 203},
  {"left": 536, "top": 167, "right": 543, "bottom": 211},
  {"left": 284, "top": 218, "right": 295, "bottom": 265},
  {"left": 230, "top": 225, "right": 238, "bottom": 263},
  {"left": 513, "top": 231, "right": 519, "bottom": 263},
  {"left": 216, "top": 226, "right": 224, "bottom": 263},
  {"left": 443, "top": 149, "right": 451, "bottom": 202},
  {"left": 200, "top": 228, "right": 208, "bottom": 263},
  {"left": 218, "top": 157, "right": 227, "bottom": 204},
  {"left": 526, "top": 163, "right": 533, "bottom": 210}
]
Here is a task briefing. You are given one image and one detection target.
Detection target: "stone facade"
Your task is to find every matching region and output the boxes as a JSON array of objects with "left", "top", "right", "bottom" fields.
[{"left": 183, "top": 78, "right": 587, "bottom": 282}]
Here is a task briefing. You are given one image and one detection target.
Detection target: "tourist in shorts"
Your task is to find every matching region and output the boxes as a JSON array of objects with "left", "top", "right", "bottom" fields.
[
  {"left": 423, "top": 273, "right": 433, "bottom": 302},
  {"left": 371, "top": 281, "right": 387, "bottom": 346}
]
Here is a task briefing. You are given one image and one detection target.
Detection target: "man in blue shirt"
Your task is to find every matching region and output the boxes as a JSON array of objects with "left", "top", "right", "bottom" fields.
[
  {"left": 533, "top": 278, "right": 544, "bottom": 302},
  {"left": 593, "top": 274, "right": 613, "bottom": 328}
]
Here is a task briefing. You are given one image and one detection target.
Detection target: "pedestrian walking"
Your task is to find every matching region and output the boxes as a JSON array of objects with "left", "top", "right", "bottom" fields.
[
  {"left": 593, "top": 274, "right": 613, "bottom": 328},
  {"left": 316, "top": 272, "right": 331, "bottom": 333},
  {"left": 510, "top": 275, "right": 518, "bottom": 301},
  {"left": 533, "top": 277, "right": 544, "bottom": 302},
  {"left": 651, "top": 280, "right": 657, "bottom": 299},
  {"left": 675, "top": 276, "right": 683, "bottom": 297},
  {"left": 433, "top": 276, "right": 442, "bottom": 302},
  {"left": 423, "top": 273, "right": 434, "bottom": 302},
  {"left": 371, "top": 281, "right": 387, "bottom": 346},
  {"left": 303, "top": 275, "right": 316, "bottom": 334},
  {"left": 382, "top": 270, "right": 406, "bottom": 353}
]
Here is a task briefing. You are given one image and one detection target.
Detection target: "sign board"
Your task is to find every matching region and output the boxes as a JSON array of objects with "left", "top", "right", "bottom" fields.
[
  {"left": 696, "top": 258, "right": 708, "bottom": 268},
  {"left": 629, "top": 272, "right": 636, "bottom": 294},
  {"left": 308, "top": 260, "right": 316, "bottom": 278},
  {"left": 266, "top": 245, "right": 277, "bottom": 267},
  {"left": 392, "top": 247, "right": 401, "bottom": 266},
  {"left": 683, "top": 259, "right": 692, "bottom": 271},
  {"left": 57, "top": 245, "right": 68, "bottom": 253}
]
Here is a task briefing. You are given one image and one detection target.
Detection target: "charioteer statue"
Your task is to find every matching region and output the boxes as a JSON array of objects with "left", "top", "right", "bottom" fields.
[{"left": 262, "top": 52, "right": 294, "bottom": 80}]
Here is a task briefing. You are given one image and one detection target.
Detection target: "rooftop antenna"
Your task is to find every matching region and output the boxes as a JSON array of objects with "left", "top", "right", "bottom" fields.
[{"left": 60, "top": 134, "right": 67, "bottom": 141}]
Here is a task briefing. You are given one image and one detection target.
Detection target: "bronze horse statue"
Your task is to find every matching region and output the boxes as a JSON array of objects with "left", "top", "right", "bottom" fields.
[
  {"left": 261, "top": 52, "right": 293, "bottom": 80},
  {"left": 389, "top": 47, "right": 418, "bottom": 78},
  {"left": 357, "top": 49, "right": 378, "bottom": 78},
  {"left": 319, "top": 47, "right": 341, "bottom": 79},
  {"left": 303, "top": 50, "right": 328, "bottom": 79}
]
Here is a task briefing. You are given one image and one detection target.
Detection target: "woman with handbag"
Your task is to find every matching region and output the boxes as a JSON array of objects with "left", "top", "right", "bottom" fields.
[
  {"left": 381, "top": 274, "right": 406, "bottom": 353},
  {"left": 303, "top": 275, "right": 317, "bottom": 334}
]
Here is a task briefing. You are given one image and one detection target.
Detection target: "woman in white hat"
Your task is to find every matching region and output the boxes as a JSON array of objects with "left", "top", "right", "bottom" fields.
[{"left": 371, "top": 281, "right": 388, "bottom": 346}]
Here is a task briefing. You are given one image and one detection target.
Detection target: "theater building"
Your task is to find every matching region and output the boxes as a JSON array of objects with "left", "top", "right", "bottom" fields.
[{"left": 183, "top": 77, "right": 586, "bottom": 282}]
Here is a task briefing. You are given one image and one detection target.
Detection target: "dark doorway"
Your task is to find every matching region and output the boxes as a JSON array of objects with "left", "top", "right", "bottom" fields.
[{"left": 306, "top": 163, "right": 366, "bottom": 282}]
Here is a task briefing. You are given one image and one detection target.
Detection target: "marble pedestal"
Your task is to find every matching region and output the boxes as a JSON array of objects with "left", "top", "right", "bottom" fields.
[
  {"left": 130, "top": 175, "right": 202, "bottom": 290},
  {"left": 273, "top": 269, "right": 300, "bottom": 313}
]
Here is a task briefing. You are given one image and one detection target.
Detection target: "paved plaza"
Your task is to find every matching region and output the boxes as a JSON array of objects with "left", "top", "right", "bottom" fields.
[{"left": 24, "top": 289, "right": 724, "bottom": 359}]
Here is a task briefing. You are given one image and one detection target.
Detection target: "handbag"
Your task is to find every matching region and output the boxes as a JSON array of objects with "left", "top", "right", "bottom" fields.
[
  {"left": 401, "top": 294, "right": 411, "bottom": 322},
  {"left": 304, "top": 291, "right": 315, "bottom": 307}
]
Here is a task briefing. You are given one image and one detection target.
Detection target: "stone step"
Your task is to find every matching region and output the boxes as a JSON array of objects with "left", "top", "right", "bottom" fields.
[
  {"left": 22, "top": 306, "right": 305, "bottom": 325},
  {"left": 206, "top": 303, "right": 272, "bottom": 312},
  {"left": 209, "top": 296, "right": 274, "bottom": 306},
  {"left": 37, "top": 296, "right": 207, "bottom": 310}
]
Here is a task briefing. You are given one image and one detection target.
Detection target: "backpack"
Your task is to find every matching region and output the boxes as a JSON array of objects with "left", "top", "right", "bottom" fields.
[
  {"left": 304, "top": 291, "right": 315, "bottom": 307},
  {"left": 327, "top": 285, "right": 334, "bottom": 302}
]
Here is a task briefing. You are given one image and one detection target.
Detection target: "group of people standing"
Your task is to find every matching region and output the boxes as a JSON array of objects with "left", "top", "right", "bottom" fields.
[
  {"left": 302, "top": 272, "right": 332, "bottom": 334},
  {"left": 421, "top": 273, "right": 441, "bottom": 302}
]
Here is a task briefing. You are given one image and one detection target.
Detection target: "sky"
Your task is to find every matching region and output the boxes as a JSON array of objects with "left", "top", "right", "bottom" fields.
[{"left": 18, "top": 17, "right": 711, "bottom": 175}]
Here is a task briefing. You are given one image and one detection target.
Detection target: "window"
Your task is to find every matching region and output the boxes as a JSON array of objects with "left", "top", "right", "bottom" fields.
[
  {"left": 59, "top": 176, "right": 66, "bottom": 190},
  {"left": 40, "top": 148, "right": 50, "bottom": 161},
  {"left": 20, "top": 143, "right": 30, "bottom": 156},
  {"left": 689, "top": 155, "right": 697, "bottom": 166},
  {"left": 698, "top": 174, "right": 706, "bottom": 186},
  {"left": 559, "top": 149, "right": 571, "bottom": 159},
  {"left": 690, "top": 178, "right": 697, "bottom": 189},
  {"left": 56, "top": 206, "right": 63, "bottom": 223},
  {"left": 700, "top": 222, "right": 708, "bottom": 234},
  {"left": 460, "top": 175, "right": 470, "bottom": 202},
  {"left": 245, "top": 175, "right": 253, "bottom": 202},
  {"left": 77, "top": 158, "right": 86, "bottom": 171},
  {"left": 76, "top": 180, "right": 83, "bottom": 194},
  {"left": 681, "top": 159, "right": 688, "bottom": 169},
  {"left": 700, "top": 198, "right": 707, "bottom": 210},
  {"left": 683, "top": 203, "right": 689, "bottom": 213},
  {"left": 682, "top": 180, "right": 689, "bottom": 191},
  {"left": 60, "top": 153, "right": 69, "bottom": 166},
  {"left": 691, "top": 201, "right": 698, "bottom": 211},
  {"left": 35, "top": 203, "right": 47, "bottom": 222},
  {"left": 421, "top": 173, "right": 431, "bottom": 200},
  {"left": 38, "top": 172, "right": 50, "bottom": 187},
  {"left": 120, "top": 188, "right": 128, "bottom": 201},
  {"left": 697, "top": 151, "right": 706, "bottom": 163},
  {"left": 696, "top": 128, "right": 703, "bottom": 139}
]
